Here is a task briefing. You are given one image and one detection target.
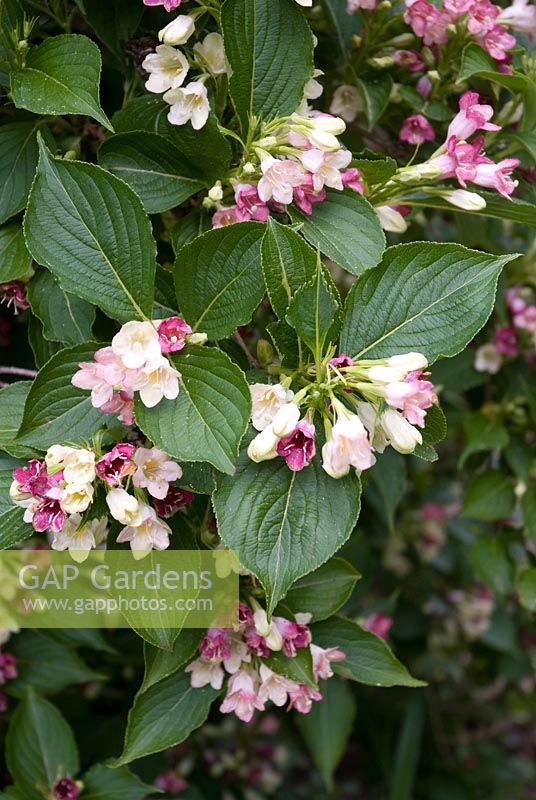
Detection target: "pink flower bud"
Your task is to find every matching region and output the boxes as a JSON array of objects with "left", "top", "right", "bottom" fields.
[{"left": 157, "top": 316, "right": 192, "bottom": 353}]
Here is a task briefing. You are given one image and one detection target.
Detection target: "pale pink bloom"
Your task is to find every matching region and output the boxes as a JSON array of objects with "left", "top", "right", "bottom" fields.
[
  {"left": 474, "top": 342, "right": 502, "bottom": 373},
  {"left": 287, "top": 684, "right": 323, "bottom": 714},
  {"left": 132, "top": 446, "right": 182, "bottom": 499},
  {"left": 276, "top": 420, "right": 316, "bottom": 471},
  {"left": 347, "top": 0, "right": 379, "bottom": 9},
  {"left": 273, "top": 616, "right": 311, "bottom": 657},
  {"left": 506, "top": 287, "right": 527, "bottom": 315},
  {"left": 472, "top": 157, "right": 519, "bottom": 198},
  {"left": 220, "top": 670, "right": 265, "bottom": 723},
  {"left": 257, "top": 157, "right": 305, "bottom": 205},
  {"left": 142, "top": 45, "right": 189, "bottom": 94},
  {"left": 447, "top": 91, "right": 500, "bottom": 140},
  {"left": 96, "top": 444, "right": 136, "bottom": 485},
  {"left": 383, "top": 370, "right": 437, "bottom": 427},
  {"left": 116, "top": 503, "right": 172, "bottom": 558},
  {"left": 404, "top": 0, "right": 450, "bottom": 45},
  {"left": 311, "top": 644, "right": 346, "bottom": 679},
  {"left": 212, "top": 205, "right": 240, "bottom": 227},
  {"left": 72, "top": 346, "right": 134, "bottom": 409},
  {"left": 341, "top": 167, "right": 365, "bottom": 193},
  {"left": 100, "top": 389, "right": 135, "bottom": 425},
  {"left": 234, "top": 184, "right": 270, "bottom": 222},
  {"left": 155, "top": 770, "right": 187, "bottom": 794},
  {"left": 494, "top": 325, "right": 518, "bottom": 355},
  {"left": 361, "top": 613, "right": 394, "bottom": 640},
  {"left": 467, "top": 0, "right": 499, "bottom": 34},
  {"left": 380, "top": 409, "right": 423, "bottom": 453},
  {"left": 480, "top": 24, "right": 516, "bottom": 60},
  {"left": 444, "top": 0, "right": 475, "bottom": 14},
  {"left": 223, "top": 638, "right": 251, "bottom": 674},
  {"left": 329, "top": 84, "right": 362, "bottom": 122},
  {"left": 258, "top": 665, "right": 299, "bottom": 707},
  {"left": 300, "top": 148, "right": 352, "bottom": 192},
  {"left": 133, "top": 355, "right": 180, "bottom": 407},
  {"left": 400, "top": 114, "right": 435, "bottom": 145},
  {"left": 164, "top": 81, "right": 210, "bottom": 129},
  {"left": 499, "top": 0, "right": 536, "bottom": 33},
  {"left": 143, "top": 0, "right": 182, "bottom": 10},
  {"left": 393, "top": 50, "right": 426, "bottom": 72},
  {"left": 153, "top": 486, "right": 194, "bottom": 518},
  {"left": 157, "top": 316, "right": 192, "bottom": 352},
  {"left": 51, "top": 514, "right": 107, "bottom": 563},
  {"left": 429, "top": 135, "right": 490, "bottom": 187},
  {"left": 322, "top": 412, "right": 375, "bottom": 478},
  {"left": 293, "top": 174, "right": 326, "bottom": 215},
  {"left": 185, "top": 656, "right": 225, "bottom": 690},
  {"left": 513, "top": 305, "right": 536, "bottom": 333}
]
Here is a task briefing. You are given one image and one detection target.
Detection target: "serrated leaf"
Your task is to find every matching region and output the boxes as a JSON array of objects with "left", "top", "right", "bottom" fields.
[
  {"left": 77, "top": 0, "right": 143, "bottom": 58},
  {"left": 174, "top": 222, "right": 265, "bottom": 340},
  {"left": 28, "top": 315, "right": 62, "bottom": 369},
  {"left": 261, "top": 218, "right": 317, "bottom": 319},
  {"left": 356, "top": 75, "right": 393, "bottom": 129},
  {"left": 282, "top": 558, "right": 360, "bottom": 622},
  {"left": 0, "top": 120, "right": 48, "bottom": 224},
  {"left": 286, "top": 260, "right": 339, "bottom": 357},
  {"left": 265, "top": 647, "right": 316, "bottom": 687},
  {"left": 0, "top": 224, "right": 32, "bottom": 281},
  {"left": 405, "top": 190, "right": 536, "bottom": 228},
  {"left": 0, "top": 507, "right": 32, "bottom": 549},
  {"left": 135, "top": 346, "right": 251, "bottom": 475},
  {"left": 99, "top": 132, "right": 206, "bottom": 213},
  {"left": 311, "top": 617, "right": 425, "bottom": 687},
  {"left": 16, "top": 343, "right": 106, "bottom": 449},
  {"left": 459, "top": 411, "right": 509, "bottom": 468},
  {"left": 25, "top": 138, "right": 156, "bottom": 323},
  {"left": 470, "top": 536, "right": 513, "bottom": 595},
  {"left": 113, "top": 669, "right": 218, "bottom": 765},
  {"left": 0, "top": 382, "right": 41, "bottom": 459},
  {"left": 82, "top": 763, "right": 157, "bottom": 800},
  {"left": 222, "top": 0, "right": 314, "bottom": 134},
  {"left": 27, "top": 267, "right": 95, "bottom": 346},
  {"left": 462, "top": 471, "right": 515, "bottom": 521},
  {"left": 213, "top": 442, "right": 361, "bottom": 614},
  {"left": 289, "top": 189, "right": 385, "bottom": 276},
  {"left": 517, "top": 569, "right": 536, "bottom": 613},
  {"left": 141, "top": 629, "right": 202, "bottom": 693},
  {"left": 340, "top": 243, "right": 516, "bottom": 363},
  {"left": 6, "top": 689, "right": 79, "bottom": 799},
  {"left": 10, "top": 34, "right": 112, "bottom": 129}
]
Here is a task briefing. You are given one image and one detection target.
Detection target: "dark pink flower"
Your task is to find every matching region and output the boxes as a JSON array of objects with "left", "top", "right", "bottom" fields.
[
  {"left": 330, "top": 353, "right": 354, "bottom": 368},
  {"left": 12, "top": 460, "right": 50, "bottom": 497},
  {"left": 238, "top": 602, "right": 254, "bottom": 627},
  {"left": 0, "top": 281, "right": 29, "bottom": 313},
  {"left": 212, "top": 205, "right": 241, "bottom": 228},
  {"left": 273, "top": 617, "right": 311, "bottom": 657},
  {"left": 393, "top": 49, "right": 426, "bottom": 72},
  {"left": 0, "top": 653, "right": 17, "bottom": 685},
  {"left": 447, "top": 91, "right": 500, "bottom": 140},
  {"left": 96, "top": 443, "right": 136, "bottom": 485},
  {"left": 200, "top": 628, "right": 231, "bottom": 661},
  {"left": 52, "top": 779, "right": 81, "bottom": 800},
  {"left": 32, "top": 498, "right": 66, "bottom": 533},
  {"left": 341, "top": 167, "right": 365, "bottom": 193},
  {"left": 234, "top": 184, "right": 270, "bottom": 222},
  {"left": 153, "top": 486, "right": 194, "bottom": 518},
  {"left": 143, "top": 0, "right": 182, "bottom": 9},
  {"left": 422, "top": 502, "right": 449, "bottom": 521},
  {"left": 480, "top": 24, "right": 516, "bottom": 60},
  {"left": 429, "top": 135, "right": 490, "bottom": 186},
  {"left": 399, "top": 114, "right": 435, "bottom": 145},
  {"left": 244, "top": 626, "right": 270, "bottom": 657},
  {"left": 292, "top": 173, "right": 326, "bottom": 215},
  {"left": 157, "top": 316, "right": 192, "bottom": 353},
  {"left": 155, "top": 770, "right": 188, "bottom": 793},
  {"left": 494, "top": 325, "right": 518, "bottom": 355},
  {"left": 276, "top": 420, "right": 316, "bottom": 471},
  {"left": 362, "top": 612, "right": 394, "bottom": 640},
  {"left": 467, "top": 0, "right": 499, "bottom": 34}
]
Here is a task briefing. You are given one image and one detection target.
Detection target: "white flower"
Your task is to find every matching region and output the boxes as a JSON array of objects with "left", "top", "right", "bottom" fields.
[
  {"left": 356, "top": 401, "right": 389, "bottom": 453},
  {"left": 300, "top": 148, "right": 352, "bottom": 192},
  {"left": 380, "top": 409, "right": 422, "bottom": 453},
  {"left": 164, "top": 80, "right": 211, "bottom": 130},
  {"left": 375, "top": 206, "right": 408, "bottom": 233},
  {"left": 250, "top": 383, "right": 290, "bottom": 431},
  {"left": 443, "top": 189, "right": 487, "bottom": 211},
  {"left": 258, "top": 664, "right": 298, "bottom": 706},
  {"left": 60, "top": 482, "right": 94, "bottom": 514},
  {"left": 106, "top": 487, "right": 143, "bottom": 526},
  {"left": 158, "top": 14, "right": 195, "bottom": 45},
  {"left": 253, "top": 608, "right": 284, "bottom": 651},
  {"left": 387, "top": 353, "right": 428, "bottom": 372},
  {"left": 247, "top": 426, "right": 280, "bottom": 463},
  {"left": 9, "top": 480, "right": 32, "bottom": 508},
  {"left": 366, "top": 365, "right": 406, "bottom": 383},
  {"left": 322, "top": 411, "right": 375, "bottom": 478},
  {"left": 142, "top": 44, "right": 189, "bottom": 93},
  {"left": 51, "top": 514, "right": 107, "bottom": 563},
  {"left": 45, "top": 444, "right": 76, "bottom": 473},
  {"left": 295, "top": 0, "right": 313, "bottom": 5},
  {"left": 474, "top": 343, "right": 502, "bottom": 374},
  {"left": 116, "top": 504, "right": 172, "bottom": 559},
  {"left": 271, "top": 403, "right": 300, "bottom": 437},
  {"left": 63, "top": 448, "right": 96, "bottom": 485},
  {"left": 133, "top": 355, "right": 180, "bottom": 408},
  {"left": 329, "top": 84, "right": 362, "bottom": 122},
  {"left": 112, "top": 321, "right": 161, "bottom": 370},
  {"left": 304, "top": 69, "right": 324, "bottom": 100},
  {"left": 132, "top": 446, "right": 182, "bottom": 499},
  {"left": 498, "top": 0, "right": 536, "bottom": 32},
  {"left": 257, "top": 156, "right": 305, "bottom": 205},
  {"left": 193, "top": 32, "right": 226, "bottom": 75},
  {"left": 185, "top": 656, "right": 225, "bottom": 690}
]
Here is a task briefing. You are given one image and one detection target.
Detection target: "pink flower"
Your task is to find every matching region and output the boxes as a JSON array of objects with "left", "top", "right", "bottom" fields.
[
  {"left": 273, "top": 617, "right": 311, "bottom": 657},
  {"left": 467, "top": 0, "right": 499, "bottom": 34},
  {"left": 96, "top": 443, "right": 136, "bottom": 485},
  {"left": 0, "top": 653, "right": 17, "bottom": 685},
  {"left": 212, "top": 205, "right": 241, "bottom": 228},
  {"left": 200, "top": 628, "right": 232, "bottom": 661},
  {"left": 341, "top": 167, "right": 365, "bottom": 193},
  {"left": 143, "top": 0, "right": 182, "bottom": 10},
  {"left": 155, "top": 770, "right": 188, "bottom": 794},
  {"left": 514, "top": 304, "right": 536, "bottom": 334},
  {"left": 99, "top": 389, "right": 135, "bottom": 426},
  {"left": 399, "top": 114, "right": 436, "bottom": 145},
  {"left": 257, "top": 157, "right": 305, "bottom": 205},
  {"left": 157, "top": 316, "right": 192, "bottom": 352},
  {"left": 287, "top": 684, "right": 323, "bottom": 714},
  {"left": 422, "top": 502, "right": 449, "bottom": 521},
  {"left": 429, "top": 136, "right": 490, "bottom": 187},
  {"left": 276, "top": 420, "right": 316, "bottom": 471},
  {"left": 347, "top": 0, "right": 380, "bottom": 10},
  {"left": 244, "top": 626, "right": 270, "bottom": 657},
  {"left": 310, "top": 644, "right": 346, "bottom": 679},
  {"left": 499, "top": 0, "right": 536, "bottom": 33},
  {"left": 0, "top": 281, "right": 29, "bottom": 313},
  {"left": 220, "top": 670, "right": 265, "bottom": 723},
  {"left": 416, "top": 75, "right": 432, "bottom": 99},
  {"left": 506, "top": 287, "right": 528, "bottom": 315},
  {"left": 185, "top": 656, "right": 225, "bottom": 690},
  {"left": 447, "top": 91, "right": 500, "bottom": 140},
  {"left": 12, "top": 460, "right": 52, "bottom": 497},
  {"left": 330, "top": 353, "right": 354, "bottom": 368},
  {"left": 258, "top": 665, "right": 298, "bottom": 707},
  {"left": 31, "top": 498, "right": 66, "bottom": 533},
  {"left": 322, "top": 411, "right": 375, "bottom": 478},
  {"left": 153, "top": 486, "right": 194, "bottom": 517},
  {"left": 292, "top": 173, "right": 326, "bottom": 215},
  {"left": 52, "top": 779, "right": 81, "bottom": 800},
  {"left": 480, "top": 24, "right": 516, "bottom": 60},
  {"left": 403, "top": 0, "right": 450, "bottom": 45},
  {"left": 72, "top": 346, "right": 136, "bottom": 410},
  {"left": 383, "top": 370, "right": 437, "bottom": 427},
  {"left": 472, "top": 157, "right": 519, "bottom": 197},
  {"left": 234, "top": 184, "right": 270, "bottom": 222},
  {"left": 132, "top": 446, "right": 182, "bottom": 499},
  {"left": 444, "top": 0, "right": 475, "bottom": 14},
  {"left": 300, "top": 148, "right": 352, "bottom": 192},
  {"left": 393, "top": 50, "right": 426, "bottom": 72},
  {"left": 362, "top": 613, "right": 394, "bottom": 640},
  {"left": 494, "top": 325, "right": 518, "bottom": 355}
]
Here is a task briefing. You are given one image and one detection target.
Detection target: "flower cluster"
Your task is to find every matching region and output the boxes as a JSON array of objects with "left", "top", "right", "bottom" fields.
[
  {"left": 72, "top": 317, "right": 199, "bottom": 423},
  {"left": 0, "top": 280, "right": 30, "bottom": 314},
  {"left": 475, "top": 286, "right": 536, "bottom": 373},
  {"left": 185, "top": 603, "right": 345, "bottom": 722},
  {"left": 10, "top": 442, "right": 191, "bottom": 560},
  {"left": 247, "top": 352, "right": 438, "bottom": 476}
]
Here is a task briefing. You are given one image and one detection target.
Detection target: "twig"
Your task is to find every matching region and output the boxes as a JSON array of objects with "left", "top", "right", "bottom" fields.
[
  {"left": 0, "top": 366, "right": 38, "bottom": 378},
  {"left": 233, "top": 331, "right": 259, "bottom": 369}
]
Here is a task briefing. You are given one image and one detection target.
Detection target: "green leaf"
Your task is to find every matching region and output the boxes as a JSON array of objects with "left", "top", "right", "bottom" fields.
[
  {"left": 459, "top": 411, "right": 509, "bottom": 468},
  {"left": 470, "top": 536, "right": 514, "bottom": 595},
  {"left": 77, "top": 0, "right": 143, "bottom": 58},
  {"left": 311, "top": 617, "right": 425, "bottom": 687},
  {"left": 221, "top": 0, "right": 314, "bottom": 133},
  {"left": 141, "top": 629, "right": 202, "bottom": 693},
  {"left": 265, "top": 646, "right": 316, "bottom": 687},
  {"left": 366, "top": 449, "right": 407, "bottom": 532},
  {"left": 295, "top": 678, "right": 356, "bottom": 791},
  {"left": 113, "top": 669, "right": 219, "bottom": 765},
  {"left": 16, "top": 343, "right": 106, "bottom": 450},
  {"left": 340, "top": 243, "right": 516, "bottom": 363},
  {"left": 0, "top": 507, "right": 32, "bottom": 549},
  {"left": 82, "top": 763, "right": 157, "bottom": 800},
  {"left": 24, "top": 138, "right": 156, "bottom": 322},
  {"left": 522, "top": 487, "right": 536, "bottom": 547},
  {"left": 0, "top": 120, "right": 47, "bottom": 224},
  {"left": 171, "top": 211, "right": 211, "bottom": 254},
  {"left": 28, "top": 315, "right": 62, "bottom": 369},
  {"left": 388, "top": 693, "right": 425, "bottom": 800},
  {"left": 0, "top": 224, "right": 32, "bottom": 281},
  {"left": 517, "top": 569, "right": 536, "bottom": 613},
  {"left": 507, "top": 131, "right": 536, "bottom": 162},
  {"left": 27, "top": 267, "right": 95, "bottom": 346},
  {"left": 320, "top": 0, "right": 360, "bottom": 55},
  {"left": 0, "top": 382, "right": 41, "bottom": 459},
  {"left": 10, "top": 34, "right": 112, "bottom": 130},
  {"left": 135, "top": 346, "right": 251, "bottom": 475},
  {"left": 462, "top": 471, "right": 515, "bottom": 521},
  {"left": 353, "top": 156, "right": 397, "bottom": 186},
  {"left": 174, "top": 222, "right": 265, "bottom": 340},
  {"left": 213, "top": 443, "right": 361, "bottom": 614},
  {"left": 289, "top": 189, "right": 385, "bottom": 276},
  {"left": 261, "top": 219, "right": 317, "bottom": 319},
  {"left": 99, "top": 132, "right": 206, "bottom": 213},
  {"left": 282, "top": 557, "right": 360, "bottom": 622},
  {"left": 6, "top": 689, "right": 79, "bottom": 799},
  {"left": 131, "top": 626, "right": 180, "bottom": 652},
  {"left": 356, "top": 75, "right": 393, "bottom": 129},
  {"left": 286, "top": 259, "right": 339, "bottom": 357},
  {"left": 405, "top": 190, "right": 536, "bottom": 228}
]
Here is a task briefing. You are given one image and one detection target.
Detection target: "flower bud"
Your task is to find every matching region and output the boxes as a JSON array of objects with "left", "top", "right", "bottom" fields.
[
  {"left": 256, "top": 338, "right": 274, "bottom": 367},
  {"left": 242, "top": 162, "right": 256, "bottom": 175},
  {"left": 442, "top": 190, "right": 486, "bottom": 211},
  {"left": 247, "top": 426, "right": 280, "bottom": 462},
  {"left": 187, "top": 332, "right": 208, "bottom": 345},
  {"left": 158, "top": 15, "right": 195, "bottom": 45},
  {"left": 367, "top": 56, "right": 395, "bottom": 69},
  {"left": 208, "top": 181, "right": 223, "bottom": 202},
  {"left": 310, "top": 115, "right": 346, "bottom": 135},
  {"left": 106, "top": 487, "right": 143, "bottom": 526},
  {"left": 367, "top": 365, "right": 405, "bottom": 383},
  {"left": 387, "top": 352, "right": 428, "bottom": 371},
  {"left": 381, "top": 409, "right": 422, "bottom": 453},
  {"left": 271, "top": 403, "right": 300, "bottom": 437}
]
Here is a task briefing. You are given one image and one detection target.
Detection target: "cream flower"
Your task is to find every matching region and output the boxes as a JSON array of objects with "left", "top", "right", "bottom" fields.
[
  {"left": 51, "top": 514, "right": 107, "bottom": 563},
  {"left": 106, "top": 487, "right": 143, "bottom": 526},
  {"left": 158, "top": 14, "right": 195, "bottom": 45},
  {"left": 164, "top": 80, "right": 211, "bottom": 130},
  {"left": 250, "top": 383, "right": 292, "bottom": 431},
  {"left": 132, "top": 446, "right": 182, "bottom": 499},
  {"left": 329, "top": 84, "right": 362, "bottom": 122},
  {"left": 116, "top": 504, "right": 172, "bottom": 559},
  {"left": 112, "top": 321, "right": 161, "bottom": 370},
  {"left": 380, "top": 409, "right": 422, "bottom": 453},
  {"left": 60, "top": 482, "right": 94, "bottom": 514},
  {"left": 142, "top": 44, "right": 189, "bottom": 94},
  {"left": 62, "top": 448, "right": 96, "bottom": 485},
  {"left": 193, "top": 32, "right": 226, "bottom": 75},
  {"left": 133, "top": 355, "right": 180, "bottom": 408}
]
